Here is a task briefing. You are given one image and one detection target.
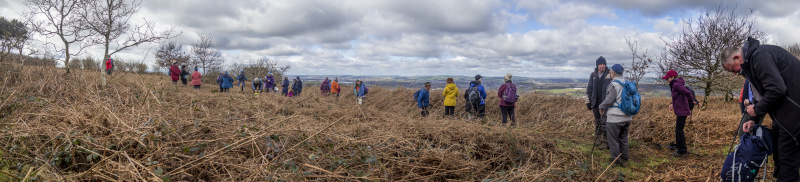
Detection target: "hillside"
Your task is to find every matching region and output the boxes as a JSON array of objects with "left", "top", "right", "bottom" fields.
[{"left": 0, "top": 64, "right": 768, "bottom": 181}]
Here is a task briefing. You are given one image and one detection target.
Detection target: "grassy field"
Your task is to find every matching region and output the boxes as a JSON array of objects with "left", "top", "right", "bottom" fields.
[{"left": 0, "top": 64, "right": 770, "bottom": 181}]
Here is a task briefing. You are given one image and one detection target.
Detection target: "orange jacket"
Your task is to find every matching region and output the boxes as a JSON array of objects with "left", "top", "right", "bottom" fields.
[{"left": 331, "top": 80, "right": 340, "bottom": 93}]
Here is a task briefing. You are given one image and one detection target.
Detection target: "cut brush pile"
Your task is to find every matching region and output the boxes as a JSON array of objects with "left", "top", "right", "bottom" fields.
[{"left": 0, "top": 65, "right": 764, "bottom": 181}]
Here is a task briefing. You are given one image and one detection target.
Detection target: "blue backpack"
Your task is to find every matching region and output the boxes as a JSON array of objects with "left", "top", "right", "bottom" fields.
[
  {"left": 611, "top": 80, "right": 641, "bottom": 115},
  {"left": 721, "top": 125, "right": 773, "bottom": 182}
]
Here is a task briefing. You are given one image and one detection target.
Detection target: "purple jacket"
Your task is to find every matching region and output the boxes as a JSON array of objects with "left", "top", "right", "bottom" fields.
[
  {"left": 669, "top": 77, "right": 695, "bottom": 116},
  {"left": 263, "top": 75, "right": 275, "bottom": 89}
]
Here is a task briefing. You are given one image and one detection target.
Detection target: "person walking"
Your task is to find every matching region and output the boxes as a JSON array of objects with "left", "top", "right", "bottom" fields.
[
  {"left": 216, "top": 72, "right": 224, "bottom": 91},
  {"left": 219, "top": 71, "right": 234, "bottom": 93},
  {"left": 586, "top": 56, "right": 611, "bottom": 149},
  {"left": 190, "top": 67, "right": 202, "bottom": 89},
  {"left": 292, "top": 76, "right": 303, "bottom": 96},
  {"left": 105, "top": 57, "right": 113, "bottom": 75},
  {"left": 169, "top": 60, "right": 181, "bottom": 85},
  {"left": 416, "top": 82, "right": 431, "bottom": 117},
  {"left": 662, "top": 70, "right": 699, "bottom": 157},
  {"left": 598, "top": 64, "right": 633, "bottom": 167},
  {"left": 354, "top": 80, "right": 367, "bottom": 105},
  {"left": 236, "top": 70, "right": 248, "bottom": 92},
  {"left": 321, "top": 77, "right": 331, "bottom": 96},
  {"left": 721, "top": 37, "right": 800, "bottom": 181},
  {"left": 281, "top": 77, "right": 290, "bottom": 96},
  {"left": 442, "top": 78, "right": 459, "bottom": 117},
  {"left": 498, "top": 73, "right": 518, "bottom": 127},
  {"left": 264, "top": 72, "right": 275, "bottom": 93},
  {"left": 331, "top": 78, "right": 341, "bottom": 98},
  {"left": 464, "top": 75, "right": 487, "bottom": 119},
  {"left": 180, "top": 65, "right": 189, "bottom": 86}
]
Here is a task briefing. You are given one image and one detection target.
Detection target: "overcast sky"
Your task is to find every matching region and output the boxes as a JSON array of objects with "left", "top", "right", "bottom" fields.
[{"left": 2, "top": 0, "right": 800, "bottom": 78}]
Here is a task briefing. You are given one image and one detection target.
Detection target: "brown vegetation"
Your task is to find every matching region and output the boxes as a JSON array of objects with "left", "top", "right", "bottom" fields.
[{"left": 0, "top": 64, "right": 768, "bottom": 181}]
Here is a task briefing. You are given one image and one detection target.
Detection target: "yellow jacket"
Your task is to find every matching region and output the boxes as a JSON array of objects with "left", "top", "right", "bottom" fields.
[{"left": 442, "top": 83, "right": 459, "bottom": 106}]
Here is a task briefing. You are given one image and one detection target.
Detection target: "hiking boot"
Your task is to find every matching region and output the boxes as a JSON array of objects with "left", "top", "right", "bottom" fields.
[
  {"left": 616, "top": 161, "right": 628, "bottom": 168},
  {"left": 671, "top": 151, "right": 686, "bottom": 157}
]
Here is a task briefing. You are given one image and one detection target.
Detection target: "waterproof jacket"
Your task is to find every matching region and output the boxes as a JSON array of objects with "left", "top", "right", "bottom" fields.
[
  {"left": 331, "top": 80, "right": 341, "bottom": 94},
  {"left": 237, "top": 74, "right": 248, "bottom": 84},
  {"left": 105, "top": 59, "right": 113, "bottom": 70},
  {"left": 669, "top": 77, "right": 695, "bottom": 116},
  {"left": 264, "top": 75, "right": 275, "bottom": 89},
  {"left": 740, "top": 37, "right": 800, "bottom": 140},
  {"left": 321, "top": 80, "right": 330, "bottom": 92},
  {"left": 464, "top": 81, "right": 487, "bottom": 105},
  {"left": 417, "top": 88, "right": 430, "bottom": 108},
  {"left": 191, "top": 71, "right": 202, "bottom": 85},
  {"left": 169, "top": 65, "right": 180, "bottom": 81},
  {"left": 355, "top": 83, "right": 367, "bottom": 97},
  {"left": 498, "top": 81, "right": 516, "bottom": 107},
  {"left": 586, "top": 68, "right": 611, "bottom": 107},
  {"left": 292, "top": 79, "right": 303, "bottom": 95},
  {"left": 442, "top": 83, "right": 459, "bottom": 106},
  {"left": 180, "top": 69, "right": 189, "bottom": 80},
  {"left": 219, "top": 74, "right": 234, "bottom": 88},
  {"left": 599, "top": 77, "right": 632, "bottom": 123},
  {"left": 281, "top": 79, "right": 290, "bottom": 94}
]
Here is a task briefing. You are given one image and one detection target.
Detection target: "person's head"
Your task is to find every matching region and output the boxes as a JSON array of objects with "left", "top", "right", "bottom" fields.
[
  {"left": 296, "top": 76, "right": 300, "bottom": 80},
  {"left": 721, "top": 46, "right": 745, "bottom": 74},
  {"left": 610, "top": 64, "right": 624, "bottom": 78},
  {"left": 596, "top": 56, "right": 607, "bottom": 71},
  {"left": 474, "top": 74, "right": 482, "bottom": 82},
  {"left": 661, "top": 70, "right": 678, "bottom": 82},
  {"left": 171, "top": 60, "right": 176, "bottom": 65},
  {"left": 335, "top": 77, "right": 338, "bottom": 81},
  {"left": 224, "top": 71, "right": 228, "bottom": 75},
  {"left": 268, "top": 71, "right": 273, "bottom": 75},
  {"left": 446, "top": 78, "right": 453, "bottom": 84},
  {"left": 284, "top": 77, "right": 288, "bottom": 80},
  {"left": 194, "top": 67, "right": 198, "bottom": 71},
  {"left": 424, "top": 82, "right": 431, "bottom": 90},
  {"left": 240, "top": 70, "right": 245, "bottom": 74},
  {"left": 181, "top": 65, "right": 186, "bottom": 69},
  {"left": 504, "top": 73, "right": 512, "bottom": 83},
  {"left": 325, "top": 77, "right": 329, "bottom": 80}
]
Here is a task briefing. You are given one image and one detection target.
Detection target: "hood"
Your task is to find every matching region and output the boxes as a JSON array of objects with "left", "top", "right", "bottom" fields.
[
  {"left": 469, "top": 80, "right": 481, "bottom": 87},
  {"left": 742, "top": 37, "right": 760, "bottom": 63},
  {"left": 267, "top": 75, "right": 273, "bottom": 78},
  {"left": 670, "top": 77, "right": 685, "bottom": 87},
  {"left": 445, "top": 83, "right": 457, "bottom": 90}
]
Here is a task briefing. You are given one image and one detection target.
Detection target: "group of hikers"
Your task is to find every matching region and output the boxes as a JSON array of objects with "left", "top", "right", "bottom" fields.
[
  {"left": 586, "top": 37, "right": 800, "bottom": 181},
  {"left": 413, "top": 74, "right": 519, "bottom": 127}
]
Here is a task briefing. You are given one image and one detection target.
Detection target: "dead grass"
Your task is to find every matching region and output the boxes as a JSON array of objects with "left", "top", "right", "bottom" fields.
[{"left": 0, "top": 64, "right": 768, "bottom": 181}]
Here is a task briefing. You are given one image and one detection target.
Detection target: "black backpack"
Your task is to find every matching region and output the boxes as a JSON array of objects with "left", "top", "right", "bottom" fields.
[
  {"left": 686, "top": 86, "right": 698, "bottom": 110},
  {"left": 467, "top": 85, "right": 481, "bottom": 104}
]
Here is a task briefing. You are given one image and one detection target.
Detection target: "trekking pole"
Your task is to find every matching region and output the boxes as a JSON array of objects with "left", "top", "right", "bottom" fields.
[
  {"left": 727, "top": 113, "right": 747, "bottom": 154},
  {"left": 590, "top": 120, "right": 599, "bottom": 155}
]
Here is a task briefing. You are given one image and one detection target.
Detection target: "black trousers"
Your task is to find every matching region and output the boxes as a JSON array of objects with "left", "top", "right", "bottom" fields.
[
  {"left": 181, "top": 78, "right": 187, "bottom": 85},
  {"left": 593, "top": 107, "right": 608, "bottom": 144},
  {"left": 444, "top": 106, "right": 455, "bottom": 116},
  {"left": 193, "top": 85, "right": 201, "bottom": 89},
  {"left": 772, "top": 124, "right": 800, "bottom": 181},
  {"left": 675, "top": 116, "right": 688, "bottom": 154},
  {"left": 469, "top": 103, "right": 485, "bottom": 118},
  {"left": 500, "top": 105, "right": 515, "bottom": 125},
  {"left": 420, "top": 106, "right": 429, "bottom": 117}
]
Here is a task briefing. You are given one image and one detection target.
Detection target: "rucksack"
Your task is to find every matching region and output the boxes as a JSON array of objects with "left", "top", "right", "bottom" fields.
[
  {"left": 686, "top": 86, "right": 698, "bottom": 110},
  {"left": 720, "top": 125, "right": 773, "bottom": 182},
  {"left": 611, "top": 80, "right": 641, "bottom": 115},
  {"left": 216, "top": 74, "right": 223, "bottom": 83},
  {"left": 467, "top": 85, "right": 481, "bottom": 104},
  {"left": 502, "top": 83, "right": 518, "bottom": 103},
  {"left": 363, "top": 85, "right": 369, "bottom": 95},
  {"left": 322, "top": 81, "right": 331, "bottom": 91},
  {"left": 413, "top": 89, "right": 421, "bottom": 100}
]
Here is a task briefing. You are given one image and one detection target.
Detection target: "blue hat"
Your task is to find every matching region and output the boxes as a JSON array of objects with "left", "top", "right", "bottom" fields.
[
  {"left": 296, "top": 76, "right": 300, "bottom": 80},
  {"left": 596, "top": 56, "right": 607, "bottom": 66},
  {"left": 268, "top": 71, "right": 272, "bottom": 75},
  {"left": 240, "top": 70, "right": 244, "bottom": 74},
  {"left": 611, "top": 64, "right": 624, "bottom": 74},
  {"left": 194, "top": 67, "right": 198, "bottom": 71},
  {"left": 224, "top": 71, "right": 228, "bottom": 75}
]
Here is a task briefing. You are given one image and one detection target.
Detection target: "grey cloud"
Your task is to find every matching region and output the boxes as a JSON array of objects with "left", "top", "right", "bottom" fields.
[{"left": 591, "top": 0, "right": 800, "bottom": 18}]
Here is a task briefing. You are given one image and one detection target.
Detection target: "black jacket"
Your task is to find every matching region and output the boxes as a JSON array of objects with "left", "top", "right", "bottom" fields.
[
  {"left": 292, "top": 80, "right": 303, "bottom": 94},
  {"left": 586, "top": 68, "right": 611, "bottom": 107},
  {"left": 741, "top": 37, "right": 800, "bottom": 142}
]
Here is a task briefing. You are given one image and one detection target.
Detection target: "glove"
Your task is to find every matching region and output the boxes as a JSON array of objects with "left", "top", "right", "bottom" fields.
[{"left": 586, "top": 103, "right": 592, "bottom": 110}]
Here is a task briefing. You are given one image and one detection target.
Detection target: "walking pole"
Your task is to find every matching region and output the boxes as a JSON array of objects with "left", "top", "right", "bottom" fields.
[{"left": 727, "top": 113, "right": 747, "bottom": 154}]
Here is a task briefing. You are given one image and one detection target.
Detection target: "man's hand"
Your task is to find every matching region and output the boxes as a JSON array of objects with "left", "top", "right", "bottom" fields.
[
  {"left": 586, "top": 103, "right": 592, "bottom": 110},
  {"left": 743, "top": 99, "right": 750, "bottom": 106},
  {"left": 600, "top": 109, "right": 605, "bottom": 115},
  {"left": 742, "top": 120, "right": 755, "bottom": 132},
  {"left": 746, "top": 105, "right": 756, "bottom": 117},
  {"left": 669, "top": 104, "right": 673, "bottom": 112}
]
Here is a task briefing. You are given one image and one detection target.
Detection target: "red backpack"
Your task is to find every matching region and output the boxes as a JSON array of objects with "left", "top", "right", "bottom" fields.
[{"left": 502, "top": 83, "right": 517, "bottom": 103}]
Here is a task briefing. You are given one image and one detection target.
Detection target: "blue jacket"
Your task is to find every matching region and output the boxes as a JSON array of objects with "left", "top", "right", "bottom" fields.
[
  {"left": 416, "top": 88, "right": 429, "bottom": 108},
  {"left": 281, "top": 79, "right": 290, "bottom": 94},
  {"left": 355, "top": 83, "right": 366, "bottom": 97},
  {"left": 469, "top": 81, "right": 487, "bottom": 105},
  {"left": 220, "top": 74, "right": 234, "bottom": 88},
  {"left": 237, "top": 74, "right": 248, "bottom": 83}
]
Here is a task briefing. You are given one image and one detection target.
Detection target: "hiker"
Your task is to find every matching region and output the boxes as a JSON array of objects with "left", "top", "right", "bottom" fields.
[
  {"left": 281, "top": 77, "right": 290, "bottom": 96},
  {"left": 721, "top": 37, "right": 800, "bottom": 181},
  {"left": 663, "top": 70, "right": 700, "bottom": 157},
  {"left": 216, "top": 72, "right": 224, "bottom": 91},
  {"left": 464, "top": 75, "right": 487, "bottom": 118},
  {"left": 237, "top": 70, "right": 248, "bottom": 92},
  {"left": 292, "top": 76, "right": 303, "bottom": 96},
  {"left": 321, "top": 77, "right": 331, "bottom": 96},
  {"left": 416, "top": 82, "right": 431, "bottom": 117},
  {"left": 331, "top": 78, "right": 341, "bottom": 98},
  {"left": 169, "top": 60, "right": 181, "bottom": 84},
  {"left": 287, "top": 90, "right": 295, "bottom": 98},
  {"left": 190, "top": 67, "right": 202, "bottom": 89},
  {"left": 598, "top": 64, "right": 633, "bottom": 167},
  {"left": 180, "top": 65, "right": 189, "bottom": 86},
  {"left": 252, "top": 77, "right": 263, "bottom": 94},
  {"left": 442, "top": 78, "right": 459, "bottom": 117},
  {"left": 105, "top": 56, "right": 113, "bottom": 75},
  {"left": 354, "top": 80, "right": 367, "bottom": 105},
  {"left": 586, "top": 56, "right": 611, "bottom": 149},
  {"left": 264, "top": 72, "right": 275, "bottom": 93},
  {"left": 738, "top": 79, "right": 764, "bottom": 137},
  {"left": 498, "top": 73, "right": 518, "bottom": 127},
  {"left": 219, "top": 71, "right": 234, "bottom": 93}
]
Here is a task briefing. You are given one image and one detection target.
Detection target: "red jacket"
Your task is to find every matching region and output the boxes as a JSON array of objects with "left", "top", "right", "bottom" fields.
[
  {"left": 497, "top": 82, "right": 516, "bottom": 107},
  {"left": 169, "top": 65, "right": 181, "bottom": 81},
  {"left": 105, "top": 59, "right": 113, "bottom": 70}
]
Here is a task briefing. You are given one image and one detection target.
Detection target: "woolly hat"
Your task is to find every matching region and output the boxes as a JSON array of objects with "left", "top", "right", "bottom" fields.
[
  {"left": 171, "top": 60, "right": 176, "bottom": 64},
  {"left": 240, "top": 70, "right": 245, "bottom": 74},
  {"left": 224, "top": 71, "right": 228, "bottom": 75},
  {"left": 474, "top": 74, "right": 482, "bottom": 80},
  {"left": 446, "top": 78, "right": 454, "bottom": 84},
  {"left": 296, "top": 76, "right": 300, "bottom": 80},
  {"left": 504, "top": 73, "right": 512, "bottom": 82},
  {"left": 194, "top": 67, "right": 198, "bottom": 71},
  {"left": 661, "top": 70, "right": 678, "bottom": 80},
  {"left": 611, "top": 64, "right": 624, "bottom": 74},
  {"left": 596, "top": 56, "right": 607, "bottom": 66},
  {"left": 268, "top": 71, "right": 272, "bottom": 75}
]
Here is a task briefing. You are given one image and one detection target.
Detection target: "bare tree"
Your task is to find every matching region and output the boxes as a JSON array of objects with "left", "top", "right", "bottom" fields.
[
  {"left": 24, "top": 0, "right": 93, "bottom": 73},
  {"left": 154, "top": 41, "right": 190, "bottom": 70},
  {"left": 191, "top": 33, "right": 224, "bottom": 76},
  {"left": 657, "top": 5, "right": 763, "bottom": 106},
  {"left": 623, "top": 34, "right": 654, "bottom": 87},
  {"left": 78, "top": 0, "right": 176, "bottom": 86},
  {"left": 228, "top": 57, "right": 291, "bottom": 83}
]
